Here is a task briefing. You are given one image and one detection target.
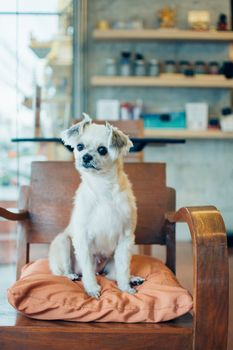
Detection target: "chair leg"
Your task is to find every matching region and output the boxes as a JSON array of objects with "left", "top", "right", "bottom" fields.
[{"left": 139, "top": 245, "right": 152, "bottom": 256}]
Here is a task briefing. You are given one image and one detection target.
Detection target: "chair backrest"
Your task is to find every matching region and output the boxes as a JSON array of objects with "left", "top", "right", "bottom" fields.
[
  {"left": 108, "top": 120, "right": 144, "bottom": 138},
  {"left": 17, "top": 161, "right": 176, "bottom": 277},
  {"left": 26, "top": 161, "right": 175, "bottom": 246}
]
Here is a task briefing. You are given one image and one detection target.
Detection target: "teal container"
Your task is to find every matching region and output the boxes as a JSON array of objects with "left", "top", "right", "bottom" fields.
[{"left": 142, "top": 112, "right": 186, "bottom": 129}]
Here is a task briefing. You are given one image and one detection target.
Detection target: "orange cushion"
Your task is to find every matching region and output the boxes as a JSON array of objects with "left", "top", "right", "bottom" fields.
[{"left": 8, "top": 255, "right": 192, "bottom": 323}]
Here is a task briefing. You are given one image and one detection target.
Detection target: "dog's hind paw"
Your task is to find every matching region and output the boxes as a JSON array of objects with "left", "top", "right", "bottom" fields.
[
  {"left": 130, "top": 276, "right": 145, "bottom": 287},
  {"left": 66, "top": 273, "right": 82, "bottom": 281}
]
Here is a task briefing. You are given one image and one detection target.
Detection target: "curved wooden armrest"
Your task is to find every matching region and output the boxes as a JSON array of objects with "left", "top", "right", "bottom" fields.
[
  {"left": 0, "top": 207, "right": 29, "bottom": 221},
  {"left": 165, "top": 206, "right": 229, "bottom": 350}
]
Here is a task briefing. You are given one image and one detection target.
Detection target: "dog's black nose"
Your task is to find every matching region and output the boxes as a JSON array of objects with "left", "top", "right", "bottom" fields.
[{"left": 83, "top": 153, "right": 93, "bottom": 163}]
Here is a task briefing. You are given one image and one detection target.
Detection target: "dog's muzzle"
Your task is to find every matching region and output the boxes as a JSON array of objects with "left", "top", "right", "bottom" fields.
[
  {"left": 82, "top": 153, "right": 97, "bottom": 169},
  {"left": 83, "top": 153, "right": 93, "bottom": 164}
]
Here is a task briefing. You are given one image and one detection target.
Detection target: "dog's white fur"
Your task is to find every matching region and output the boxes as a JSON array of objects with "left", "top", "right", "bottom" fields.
[{"left": 49, "top": 114, "right": 142, "bottom": 298}]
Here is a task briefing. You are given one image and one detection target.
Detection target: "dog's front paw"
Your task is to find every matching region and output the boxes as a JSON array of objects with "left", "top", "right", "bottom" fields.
[
  {"left": 84, "top": 282, "right": 101, "bottom": 299},
  {"left": 118, "top": 284, "right": 137, "bottom": 295}
]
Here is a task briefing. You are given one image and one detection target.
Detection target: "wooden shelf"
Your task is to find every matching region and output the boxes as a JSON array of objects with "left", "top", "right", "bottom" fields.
[
  {"left": 144, "top": 129, "right": 233, "bottom": 140},
  {"left": 91, "top": 74, "right": 233, "bottom": 88},
  {"left": 93, "top": 29, "right": 233, "bottom": 41},
  {"left": 92, "top": 28, "right": 233, "bottom": 141}
]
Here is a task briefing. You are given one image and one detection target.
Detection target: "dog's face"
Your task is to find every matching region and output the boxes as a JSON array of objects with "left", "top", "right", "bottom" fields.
[{"left": 61, "top": 114, "right": 133, "bottom": 174}]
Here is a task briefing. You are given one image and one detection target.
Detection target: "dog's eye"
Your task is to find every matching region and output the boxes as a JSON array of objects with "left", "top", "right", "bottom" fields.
[
  {"left": 97, "top": 146, "right": 108, "bottom": 156},
  {"left": 77, "top": 143, "right": 85, "bottom": 151}
]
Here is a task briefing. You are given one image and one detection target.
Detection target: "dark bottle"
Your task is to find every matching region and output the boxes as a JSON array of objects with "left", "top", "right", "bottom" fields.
[
  {"left": 134, "top": 53, "right": 146, "bottom": 76},
  {"left": 217, "top": 13, "right": 228, "bottom": 31},
  {"left": 119, "top": 51, "right": 132, "bottom": 76}
]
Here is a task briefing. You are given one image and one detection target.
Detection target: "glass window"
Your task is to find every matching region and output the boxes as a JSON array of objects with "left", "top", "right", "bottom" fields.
[{"left": 0, "top": 0, "right": 73, "bottom": 202}]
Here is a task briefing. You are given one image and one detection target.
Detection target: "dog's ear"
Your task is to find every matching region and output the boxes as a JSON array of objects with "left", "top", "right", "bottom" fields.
[
  {"left": 61, "top": 113, "right": 92, "bottom": 147},
  {"left": 106, "top": 122, "right": 133, "bottom": 154}
]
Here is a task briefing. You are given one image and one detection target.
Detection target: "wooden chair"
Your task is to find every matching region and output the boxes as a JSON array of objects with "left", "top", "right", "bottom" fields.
[{"left": 0, "top": 161, "right": 229, "bottom": 350}]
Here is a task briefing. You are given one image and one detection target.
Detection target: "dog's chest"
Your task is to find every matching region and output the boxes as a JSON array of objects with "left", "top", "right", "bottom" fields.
[{"left": 88, "top": 192, "right": 131, "bottom": 253}]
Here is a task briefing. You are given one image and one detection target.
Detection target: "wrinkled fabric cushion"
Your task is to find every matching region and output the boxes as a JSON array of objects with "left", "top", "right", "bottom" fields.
[{"left": 8, "top": 255, "right": 192, "bottom": 323}]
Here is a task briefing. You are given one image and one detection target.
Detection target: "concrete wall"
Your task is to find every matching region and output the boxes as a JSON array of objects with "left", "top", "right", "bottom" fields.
[
  {"left": 145, "top": 140, "right": 233, "bottom": 239},
  {"left": 86, "top": 0, "right": 233, "bottom": 239}
]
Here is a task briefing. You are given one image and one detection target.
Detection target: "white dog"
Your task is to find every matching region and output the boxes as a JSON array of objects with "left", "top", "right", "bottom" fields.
[{"left": 49, "top": 114, "right": 144, "bottom": 298}]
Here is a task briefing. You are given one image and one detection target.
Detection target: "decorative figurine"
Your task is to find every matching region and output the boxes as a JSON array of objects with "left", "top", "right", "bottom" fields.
[
  {"left": 188, "top": 10, "right": 210, "bottom": 31},
  {"left": 158, "top": 6, "right": 176, "bottom": 28},
  {"left": 96, "top": 20, "right": 110, "bottom": 30},
  {"left": 217, "top": 14, "right": 228, "bottom": 31}
]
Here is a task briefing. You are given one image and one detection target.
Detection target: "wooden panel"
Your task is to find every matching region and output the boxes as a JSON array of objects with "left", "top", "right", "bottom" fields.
[
  {"left": 0, "top": 313, "right": 192, "bottom": 350},
  {"left": 125, "top": 163, "right": 171, "bottom": 244},
  {"left": 0, "top": 329, "right": 192, "bottom": 350},
  {"left": 27, "top": 162, "right": 170, "bottom": 245},
  {"left": 28, "top": 162, "right": 79, "bottom": 242}
]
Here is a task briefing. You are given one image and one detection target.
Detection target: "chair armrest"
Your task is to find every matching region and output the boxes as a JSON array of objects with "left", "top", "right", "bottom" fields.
[
  {"left": 0, "top": 207, "right": 29, "bottom": 221},
  {"left": 0, "top": 186, "right": 30, "bottom": 221},
  {"left": 165, "top": 206, "right": 229, "bottom": 350}
]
